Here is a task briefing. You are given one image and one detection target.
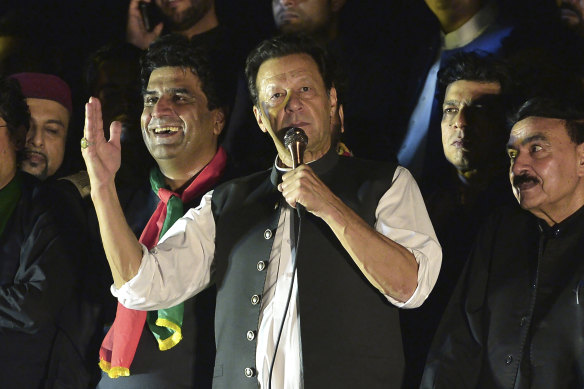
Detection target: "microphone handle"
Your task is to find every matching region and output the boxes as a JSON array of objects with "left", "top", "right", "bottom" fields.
[
  {"left": 287, "top": 142, "right": 306, "bottom": 217},
  {"left": 289, "top": 142, "right": 304, "bottom": 169}
]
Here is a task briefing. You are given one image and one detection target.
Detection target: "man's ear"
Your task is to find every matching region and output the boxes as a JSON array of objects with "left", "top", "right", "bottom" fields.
[
  {"left": 577, "top": 142, "right": 584, "bottom": 177},
  {"left": 328, "top": 86, "right": 338, "bottom": 118},
  {"left": 338, "top": 103, "right": 345, "bottom": 134},
  {"left": 213, "top": 108, "right": 226, "bottom": 136},
  {"left": 253, "top": 105, "right": 268, "bottom": 133}
]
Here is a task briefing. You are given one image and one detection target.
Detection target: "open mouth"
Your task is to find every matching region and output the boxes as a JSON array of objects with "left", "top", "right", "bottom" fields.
[{"left": 153, "top": 126, "right": 181, "bottom": 135}]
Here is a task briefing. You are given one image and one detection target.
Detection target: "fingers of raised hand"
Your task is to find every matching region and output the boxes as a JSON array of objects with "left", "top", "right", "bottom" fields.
[{"left": 84, "top": 97, "right": 105, "bottom": 144}]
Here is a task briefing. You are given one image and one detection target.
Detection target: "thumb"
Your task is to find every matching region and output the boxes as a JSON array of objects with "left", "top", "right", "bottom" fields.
[
  {"left": 152, "top": 22, "right": 164, "bottom": 37},
  {"left": 109, "top": 121, "right": 123, "bottom": 149}
]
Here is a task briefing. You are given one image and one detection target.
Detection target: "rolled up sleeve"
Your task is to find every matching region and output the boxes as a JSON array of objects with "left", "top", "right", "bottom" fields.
[
  {"left": 112, "top": 191, "right": 217, "bottom": 310},
  {"left": 375, "top": 167, "right": 442, "bottom": 308}
]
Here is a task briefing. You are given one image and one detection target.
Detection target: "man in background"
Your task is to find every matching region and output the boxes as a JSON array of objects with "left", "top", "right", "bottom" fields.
[
  {"left": 400, "top": 51, "right": 516, "bottom": 388},
  {"left": 0, "top": 76, "right": 87, "bottom": 388},
  {"left": 10, "top": 72, "right": 72, "bottom": 180}
]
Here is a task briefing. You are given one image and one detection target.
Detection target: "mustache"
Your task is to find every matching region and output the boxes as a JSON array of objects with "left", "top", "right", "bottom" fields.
[
  {"left": 24, "top": 149, "right": 47, "bottom": 161},
  {"left": 513, "top": 174, "right": 538, "bottom": 187}
]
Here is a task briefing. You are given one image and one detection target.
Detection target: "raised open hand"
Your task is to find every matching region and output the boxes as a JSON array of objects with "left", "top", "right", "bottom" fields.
[{"left": 81, "top": 97, "right": 122, "bottom": 191}]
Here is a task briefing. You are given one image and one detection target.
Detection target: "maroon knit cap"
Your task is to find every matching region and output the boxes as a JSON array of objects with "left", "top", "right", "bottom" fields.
[{"left": 9, "top": 72, "right": 73, "bottom": 114}]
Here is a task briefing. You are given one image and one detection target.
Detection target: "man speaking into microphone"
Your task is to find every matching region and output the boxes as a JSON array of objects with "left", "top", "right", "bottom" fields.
[{"left": 82, "top": 34, "right": 441, "bottom": 389}]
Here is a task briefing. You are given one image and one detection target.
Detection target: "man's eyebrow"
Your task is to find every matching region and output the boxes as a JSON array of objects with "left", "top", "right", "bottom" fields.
[
  {"left": 167, "top": 87, "right": 191, "bottom": 94},
  {"left": 521, "top": 134, "right": 548, "bottom": 145},
  {"left": 45, "top": 119, "right": 65, "bottom": 128},
  {"left": 443, "top": 99, "right": 459, "bottom": 106},
  {"left": 144, "top": 87, "right": 192, "bottom": 95},
  {"left": 507, "top": 133, "right": 548, "bottom": 149}
]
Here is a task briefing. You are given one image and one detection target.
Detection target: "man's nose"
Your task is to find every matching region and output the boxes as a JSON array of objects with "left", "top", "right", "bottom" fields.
[
  {"left": 278, "top": 0, "right": 296, "bottom": 7},
  {"left": 152, "top": 96, "right": 172, "bottom": 117},
  {"left": 27, "top": 126, "right": 43, "bottom": 147},
  {"left": 453, "top": 107, "right": 467, "bottom": 130},
  {"left": 511, "top": 150, "right": 531, "bottom": 176},
  {"left": 285, "top": 91, "right": 303, "bottom": 112}
]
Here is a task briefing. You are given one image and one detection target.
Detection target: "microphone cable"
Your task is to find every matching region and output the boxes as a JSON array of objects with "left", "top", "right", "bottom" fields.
[{"left": 268, "top": 205, "right": 304, "bottom": 389}]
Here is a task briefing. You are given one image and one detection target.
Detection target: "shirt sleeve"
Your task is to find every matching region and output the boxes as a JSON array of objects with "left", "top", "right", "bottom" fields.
[
  {"left": 374, "top": 166, "right": 442, "bottom": 309},
  {"left": 112, "top": 191, "right": 216, "bottom": 310}
]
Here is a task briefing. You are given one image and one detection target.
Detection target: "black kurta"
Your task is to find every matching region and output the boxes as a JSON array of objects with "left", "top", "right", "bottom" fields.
[
  {"left": 421, "top": 204, "right": 584, "bottom": 388},
  {"left": 0, "top": 173, "right": 84, "bottom": 388}
]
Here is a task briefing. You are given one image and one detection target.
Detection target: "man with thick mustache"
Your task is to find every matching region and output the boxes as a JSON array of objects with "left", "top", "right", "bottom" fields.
[
  {"left": 421, "top": 94, "right": 584, "bottom": 388},
  {"left": 83, "top": 34, "right": 441, "bottom": 388}
]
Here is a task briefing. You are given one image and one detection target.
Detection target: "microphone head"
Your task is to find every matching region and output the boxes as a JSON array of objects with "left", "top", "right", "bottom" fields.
[
  {"left": 283, "top": 127, "right": 308, "bottom": 148},
  {"left": 283, "top": 127, "right": 308, "bottom": 168}
]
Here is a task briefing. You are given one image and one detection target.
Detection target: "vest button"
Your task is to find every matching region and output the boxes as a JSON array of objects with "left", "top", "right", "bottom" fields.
[
  {"left": 274, "top": 201, "right": 279, "bottom": 210},
  {"left": 246, "top": 330, "right": 256, "bottom": 341},
  {"left": 244, "top": 367, "right": 256, "bottom": 378},
  {"left": 257, "top": 261, "right": 266, "bottom": 271},
  {"left": 264, "top": 229, "right": 273, "bottom": 239},
  {"left": 251, "top": 294, "right": 261, "bottom": 305},
  {"left": 505, "top": 355, "right": 513, "bottom": 365}
]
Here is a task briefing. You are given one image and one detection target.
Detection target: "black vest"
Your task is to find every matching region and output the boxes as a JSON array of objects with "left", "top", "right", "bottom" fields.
[{"left": 210, "top": 151, "right": 403, "bottom": 388}]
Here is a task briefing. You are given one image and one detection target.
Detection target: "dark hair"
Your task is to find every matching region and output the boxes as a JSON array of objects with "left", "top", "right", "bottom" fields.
[
  {"left": 438, "top": 51, "right": 511, "bottom": 92},
  {"left": 0, "top": 76, "right": 30, "bottom": 138},
  {"left": 510, "top": 96, "right": 584, "bottom": 145},
  {"left": 84, "top": 41, "right": 143, "bottom": 96},
  {"left": 245, "top": 33, "right": 336, "bottom": 107},
  {"left": 140, "top": 34, "right": 232, "bottom": 112}
]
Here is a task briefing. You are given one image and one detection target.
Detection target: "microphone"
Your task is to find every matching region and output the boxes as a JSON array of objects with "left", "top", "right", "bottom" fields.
[
  {"left": 283, "top": 127, "right": 308, "bottom": 216},
  {"left": 284, "top": 127, "right": 308, "bottom": 169}
]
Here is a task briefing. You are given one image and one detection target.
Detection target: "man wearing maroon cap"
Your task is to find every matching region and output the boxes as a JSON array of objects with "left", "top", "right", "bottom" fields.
[{"left": 10, "top": 72, "right": 72, "bottom": 180}]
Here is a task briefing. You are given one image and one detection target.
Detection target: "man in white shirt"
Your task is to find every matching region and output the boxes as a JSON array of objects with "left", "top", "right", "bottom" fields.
[{"left": 82, "top": 34, "right": 441, "bottom": 388}]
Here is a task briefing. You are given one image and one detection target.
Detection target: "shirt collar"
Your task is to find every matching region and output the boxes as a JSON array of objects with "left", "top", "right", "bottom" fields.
[
  {"left": 537, "top": 203, "right": 584, "bottom": 238},
  {"left": 442, "top": 0, "right": 499, "bottom": 50},
  {"left": 270, "top": 147, "right": 339, "bottom": 186}
]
